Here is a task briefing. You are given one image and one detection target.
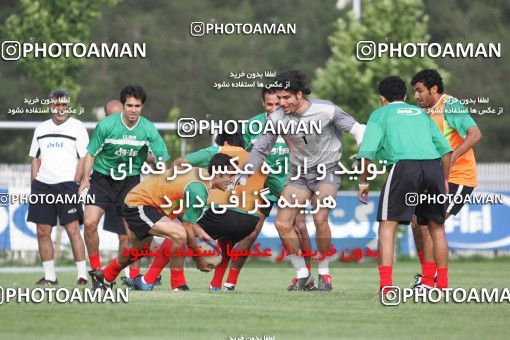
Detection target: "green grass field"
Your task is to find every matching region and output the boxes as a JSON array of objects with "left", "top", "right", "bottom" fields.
[{"left": 1, "top": 260, "right": 509, "bottom": 340}]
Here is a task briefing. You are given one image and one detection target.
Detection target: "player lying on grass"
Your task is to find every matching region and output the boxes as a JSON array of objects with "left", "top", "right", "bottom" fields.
[
  {"left": 410, "top": 69, "right": 482, "bottom": 289},
  {"left": 239, "top": 69, "right": 366, "bottom": 291},
  {"left": 243, "top": 87, "right": 311, "bottom": 291},
  {"left": 134, "top": 131, "right": 267, "bottom": 291},
  {"left": 357, "top": 76, "right": 452, "bottom": 294},
  {"left": 88, "top": 153, "right": 236, "bottom": 290}
]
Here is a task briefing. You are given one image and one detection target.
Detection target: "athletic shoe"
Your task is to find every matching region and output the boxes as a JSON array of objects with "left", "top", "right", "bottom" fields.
[
  {"left": 224, "top": 283, "right": 235, "bottom": 291},
  {"left": 414, "top": 283, "right": 434, "bottom": 291},
  {"left": 317, "top": 274, "right": 333, "bottom": 291},
  {"left": 120, "top": 276, "right": 134, "bottom": 288},
  {"left": 287, "top": 277, "right": 298, "bottom": 290},
  {"left": 288, "top": 274, "right": 317, "bottom": 291},
  {"left": 132, "top": 275, "right": 154, "bottom": 291},
  {"left": 411, "top": 273, "right": 422, "bottom": 289},
  {"left": 209, "top": 284, "right": 221, "bottom": 292},
  {"left": 76, "top": 277, "right": 88, "bottom": 285},
  {"left": 155, "top": 275, "right": 162, "bottom": 286},
  {"left": 88, "top": 269, "right": 115, "bottom": 290},
  {"left": 173, "top": 284, "right": 190, "bottom": 291},
  {"left": 36, "top": 277, "right": 58, "bottom": 286}
]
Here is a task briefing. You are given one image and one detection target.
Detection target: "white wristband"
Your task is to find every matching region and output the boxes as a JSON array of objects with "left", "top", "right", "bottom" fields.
[{"left": 358, "top": 183, "right": 369, "bottom": 190}]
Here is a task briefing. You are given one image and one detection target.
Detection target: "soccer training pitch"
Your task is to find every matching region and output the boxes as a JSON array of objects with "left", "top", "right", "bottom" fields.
[{"left": 1, "top": 259, "right": 509, "bottom": 340}]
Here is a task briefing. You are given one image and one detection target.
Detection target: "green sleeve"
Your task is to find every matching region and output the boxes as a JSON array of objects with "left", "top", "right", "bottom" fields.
[
  {"left": 87, "top": 121, "right": 106, "bottom": 156},
  {"left": 444, "top": 102, "right": 477, "bottom": 137},
  {"left": 185, "top": 146, "right": 220, "bottom": 168},
  {"left": 244, "top": 131, "right": 254, "bottom": 152},
  {"left": 148, "top": 125, "right": 170, "bottom": 161},
  {"left": 357, "top": 110, "right": 384, "bottom": 161},
  {"left": 182, "top": 182, "right": 208, "bottom": 223},
  {"left": 429, "top": 117, "right": 452, "bottom": 156}
]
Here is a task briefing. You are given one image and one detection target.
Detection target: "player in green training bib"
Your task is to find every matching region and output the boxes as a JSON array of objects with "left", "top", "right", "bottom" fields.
[{"left": 78, "top": 85, "right": 170, "bottom": 287}]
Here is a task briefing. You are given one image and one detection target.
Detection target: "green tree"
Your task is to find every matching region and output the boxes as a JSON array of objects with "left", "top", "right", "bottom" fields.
[
  {"left": 313, "top": 0, "right": 448, "bottom": 189},
  {"left": 3, "top": 0, "right": 119, "bottom": 99}
]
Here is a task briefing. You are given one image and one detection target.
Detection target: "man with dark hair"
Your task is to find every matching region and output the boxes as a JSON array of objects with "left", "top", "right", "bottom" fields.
[
  {"left": 145, "top": 132, "right": 267, "bottom": 291},
  {"left": 410, "top": 69, "right": 482, "bottom": 289},
  {"left": 357, "top": 76, "right": 452, "bottom": 294},
  {"left": 232, "top": 87, "right": 311, "bottom": 291},
  {"left": 28, "top": 89, "right": 89, "bottom": 285},
  {"left": 240, "top": 69, "right": 366, "bottom": 291},
  {"left": 89, "top": 154, "right": 237, "bottom": 290},
  {"left": 79, "top": 84, "right": 170, "bottom": 288}
]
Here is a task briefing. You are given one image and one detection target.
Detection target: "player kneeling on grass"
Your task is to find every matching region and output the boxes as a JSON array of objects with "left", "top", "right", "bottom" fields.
[
  {"left": 357, "top": 76, "right": 452, "bottom": 295},
  {"left": 137, "top": 131, "right": 267, "bottom": 292},
  {"left": 88, "top": 153, "right": 236, "bottom": 290}
]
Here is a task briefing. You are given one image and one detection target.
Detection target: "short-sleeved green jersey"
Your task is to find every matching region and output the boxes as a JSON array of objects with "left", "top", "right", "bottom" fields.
[
  {"left": 244, "top": 112, "right": 289, "bottom": 200},
  {"left": 182, "top": 182, "right": 208, "bottom": 223},
  {"left": 357, "top": 102, "right": 452, "bottom": 164},
  {"left": 87, "top": 112, "right": 170, "bottom": 177}
]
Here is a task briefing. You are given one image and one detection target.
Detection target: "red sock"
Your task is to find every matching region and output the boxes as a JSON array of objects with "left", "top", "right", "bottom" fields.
[
  {"left": 379, "top": 265, "right": 392, "bottom": 290},
  {"left": 226, "top": 268, "right": 240, "bottom": 285},
  {"left": 436, "top": 267, "right": 448, "bottom": 289},
  {"left": 129, "top": 267, "right": 140, "bottom": 279},
  {"left": 144, "top": 239, "right": 172, "bottom": 284},
  {"left": 103, "top": 258, "right": 123, "bottom": 282},
  {"left": 306, "top": 263, "right": 311, "bottom": 272},
  {"left": 210, "top": 255, "right": 230, "bottom": 287},
  {"left": 417, "top": 251, "right": 425, "bottom": 266},
  {"left": 89, "top": 253, "right": 101, "bottom": 270},
  {"left": 422, "top": 262, "right": 436, "bottom": 287},
  {"left": 170, "top": 269, "right": 186, "bottom": 289}
]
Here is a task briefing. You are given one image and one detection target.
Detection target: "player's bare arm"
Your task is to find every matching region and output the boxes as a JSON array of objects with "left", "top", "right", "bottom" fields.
[{"left": 451, "top": 126, "right": 482, "bottom": 166}]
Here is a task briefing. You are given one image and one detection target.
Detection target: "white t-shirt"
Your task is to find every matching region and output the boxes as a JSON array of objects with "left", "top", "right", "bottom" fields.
[{"left": 29, "top": 117, "right": 89, "bottom": 184}]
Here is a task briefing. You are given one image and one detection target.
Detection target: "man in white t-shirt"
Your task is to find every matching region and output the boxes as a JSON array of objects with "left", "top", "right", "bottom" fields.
[{"left": 28, "top": 89, "right": 90, "bottom": 285}]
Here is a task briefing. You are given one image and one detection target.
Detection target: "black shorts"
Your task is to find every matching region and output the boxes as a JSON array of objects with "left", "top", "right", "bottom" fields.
[
  {"left": 259, "top": 200, "right": 275, "bottom": 217},
  {"left": 122, "top": 204, "right": 165, "bottom": 240},
  {"left": 197, "top": 208, "right": 260, "bottom": 244},
  {"left": 87, "top": 171, "right": 140, "bottom": 212},
  {"left": 446, "top": 183, "right": 475, "bottom": 215},
  {"left": 27, "top": 180, "right": 83, "bottom": 226},
  {"left": 103, "top": 204, "right": 126, "bottom": 235},
  {"left": 377, "top": 160, "right": 446, "bottom": 225}
]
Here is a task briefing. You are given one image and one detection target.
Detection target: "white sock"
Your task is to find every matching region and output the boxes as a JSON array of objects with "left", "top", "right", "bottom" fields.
[
  {"left": 289, "top": 255, "right": 309, "bottom": 279},
  {"left": 123, "top": 267, "right": 130, "bottom": 277},
  {"left": 318, "top": 256, "right": 330, "bottom": 276},
  {"left": 76, "top": 260, "right": 87, "bottom": 279},
  {"left": 43, "top": 260, "right": 56, "bottom": 281}
]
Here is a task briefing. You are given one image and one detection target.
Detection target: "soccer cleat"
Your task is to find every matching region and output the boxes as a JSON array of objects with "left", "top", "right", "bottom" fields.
[
  {"left": 411, "top": 273, "right": 422, "bottom": 289},
  {"left": 132, "top": 275, "right": 154, "bottom": 291},
  {"left": 76, "top": 277, "right": 88, "bottom": 285},
  {"left": 173, "top": 284, "right": 190, "bottom": 291},
  {"left": 287, "top": 277, "right": 298, "bottom": 290},
  {"left": 209, "top": 284, "right": 221, "bottom": 292},
  {"left": 318, "top": 274, "right": 333, "bottom": 291},
  {"left": 88, "top": 269, "right": 115, "bottom": 290},
  {"left": 36, "top": 277, "right": 58, "bottom": 286},
  {"left": 120, "top": 276, "right": 135, "bottom": 288},
  {"left": 224, "top": 283, "right": 235, "bottom": 291},
  {"left": 155, "top": 275, "right": 162, "bottom": 286},
  {"left": 288, "top": 274, "right": 317, "bottom": 291},
  {"left": 414, "top": 283, "right": 434, "bottom": 291}
]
